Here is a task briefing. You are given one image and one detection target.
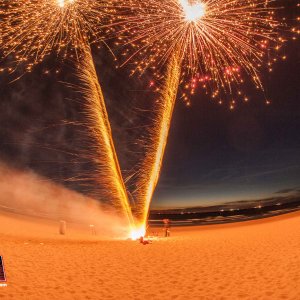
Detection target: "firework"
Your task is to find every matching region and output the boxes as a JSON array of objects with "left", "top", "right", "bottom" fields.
[
  {"left": 118, "top": 0, "right": 282, "bottom": 97},
  {"left": 0, "top": 0, "right": 135, "bottom": 227},
  {"left": 116, "top": 0, "right": 283, "bottom": 228},
  {"left": 133, "top": 52, "right": 181, "bottom": 227},
  {"left": 0, "top": 0, "right": 114, "bottom": 70},
  {"left": 77, "top": 45, "right": 135, "bottom": 226}
]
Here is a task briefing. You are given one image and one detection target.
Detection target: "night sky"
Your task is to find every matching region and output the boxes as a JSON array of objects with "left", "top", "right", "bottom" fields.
[{"left": 0, "top": 1, "right": 299, "bottom": 210}]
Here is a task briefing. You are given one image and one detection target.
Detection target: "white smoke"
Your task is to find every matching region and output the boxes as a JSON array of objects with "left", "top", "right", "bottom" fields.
[{"left": 0, "top": 162, "right": 129, "bottom": 239}]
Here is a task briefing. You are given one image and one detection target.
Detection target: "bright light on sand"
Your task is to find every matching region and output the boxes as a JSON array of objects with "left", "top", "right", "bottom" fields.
[
  {"left": 130, "top": 226, "right": 146, "bottom": 240},
  {"left": 180, "top": 0, "right": 206, "bottom": 22}
]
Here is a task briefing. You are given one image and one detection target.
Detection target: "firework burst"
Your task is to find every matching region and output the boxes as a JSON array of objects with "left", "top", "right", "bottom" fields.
[
  {"left": 0, "top": 0, "right": 135, "bottom": 229},
  {"left": 118, "top": 0, "right": 283, "bottom": 101},
  {"left": 114, "top": 0, "right": 286, "bottom": 228},
  {"left": 0, "top": 0, "right": 115, "bottom": 71}
]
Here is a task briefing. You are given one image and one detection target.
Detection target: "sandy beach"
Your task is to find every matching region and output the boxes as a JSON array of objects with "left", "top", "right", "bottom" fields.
[{"left": 0, "top": 210, "right": 300, "bottom": 299}]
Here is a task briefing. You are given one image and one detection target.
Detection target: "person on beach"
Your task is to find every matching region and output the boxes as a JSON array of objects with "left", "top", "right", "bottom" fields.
[
  {"left": 163, "top": 219, "right": 170, "bottom": 237},
  {"left": 139, "top": 236, "right": 151, "bottom": 245}
]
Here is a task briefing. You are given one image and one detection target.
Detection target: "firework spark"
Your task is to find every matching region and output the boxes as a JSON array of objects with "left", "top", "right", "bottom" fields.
[
  {"left": 77, "top": 45, "right": 135, "bottom": 227},
  {"left": 0, "top": 0, "right": 113, "bottom": 70},
  {"left": 0, "top": 0, "right": 135, "bottom": 228},
  {"left": 116, "top": 0, "right": 283, "bottom": 227},
  {"left": 118, "top": 0, "right": 282, "bottom": 98},
  {"left": 133, "top": 52, "right": 181, "bottom": 228}
]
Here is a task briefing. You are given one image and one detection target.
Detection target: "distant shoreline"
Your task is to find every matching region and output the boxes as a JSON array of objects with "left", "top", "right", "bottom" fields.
[
  {"left": 149, "top": 199, "right": 300, "bottom": 227},
  {"left": 149, "top": 209, "right": 300, "bottom": 232}
]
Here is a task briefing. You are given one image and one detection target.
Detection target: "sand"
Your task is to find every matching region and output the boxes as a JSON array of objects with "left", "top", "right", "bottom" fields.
[{"left": 0, "top": 211, "right": 300, "bottom": 299}]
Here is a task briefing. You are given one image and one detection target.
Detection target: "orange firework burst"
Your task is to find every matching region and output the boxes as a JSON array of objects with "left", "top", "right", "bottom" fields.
[
  {"left": 0, "top": 0, "right": 114, "bottom": 71},
  {"left": 118, "top": 0, "right": 283, "bottom": 100},
  {"left": 0, "top": 0, "right": 135, "bottom": 230},
  {"left": 113, "top": 0, "right": 287, "bottom": 229}
]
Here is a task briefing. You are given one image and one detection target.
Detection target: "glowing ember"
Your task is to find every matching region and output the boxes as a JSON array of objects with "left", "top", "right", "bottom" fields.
[{"left": 0, "top": 0, "right": 115, "bottom": 71}]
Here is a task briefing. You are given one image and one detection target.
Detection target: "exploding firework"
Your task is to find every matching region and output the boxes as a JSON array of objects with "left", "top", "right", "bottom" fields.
[
  {"left": 0, "top": 0, "right": 114, "bottom": 71},
  {"left": 0, "top": 0, "right": 135, "bottom": 228},
  {"left": 132, "top": 52, "right": 181, "bottom": 226},
  {"left": 118, "top": 0, "right": 283, "bottom": 99},
  {"left": 115, "top": 0, "right": 285, "bottom": 229}
]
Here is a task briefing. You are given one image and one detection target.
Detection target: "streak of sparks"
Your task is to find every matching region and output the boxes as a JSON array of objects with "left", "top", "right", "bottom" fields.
[
  {"left": 134, "top": 51, "right": 181, "bottom": 230},
  {"left": 117, "top": 0, "right": 282, "bottom": 101},
  {"left": 77, "top": 45, "right": 135, "bottom": 227}
]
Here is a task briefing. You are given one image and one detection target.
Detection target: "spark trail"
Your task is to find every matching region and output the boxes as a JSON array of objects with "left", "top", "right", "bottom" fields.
[
  {"left": 78, "top": 45, "right": 134, "bottom": 227},
  {"left": 134, "top": 52, "right": 181, "bottom": 227}
]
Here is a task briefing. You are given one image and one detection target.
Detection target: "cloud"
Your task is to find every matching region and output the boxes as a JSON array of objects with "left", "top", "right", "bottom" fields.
[{"left": 275, "top": 188, "right": 300, "bottom": 194}]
